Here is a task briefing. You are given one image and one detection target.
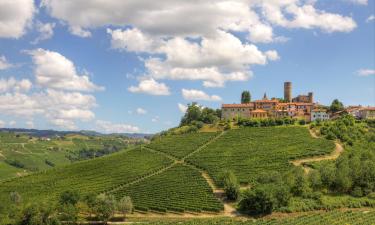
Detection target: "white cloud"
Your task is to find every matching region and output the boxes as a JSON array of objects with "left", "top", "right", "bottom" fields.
[
  {"left": 50, "top": 118, "right": 77, "bottom": 130},
  {"left": 107, "top": 28, "right": 158, "bottom": 53},
  {"left": 0, "top": 77, "right": 32, "bottom": 93},
  {"left": 27, "top": 48, "right": 103, "bottom": 92},
  {"left": 69, "top": 26, "right": 92, "bottom": 38},
  {"left": 9, "top": 120, "right": 16, "bottom": 127},
  {"left": 366, "top": 15, "right": 375, "bottom": 23},
  {"left": 136, "top": 107, "right": 147, "bottom": 115},
  {"left": 265, "top": 50, "right": 280, "bottom": 61},
  {"left": 151, "top": 116, "right": 159, "bottom": 123},
  {"left": 0, "top": 56, "right": 12, "bottom": 70},
  {"left": 96, "top": 120, "right": 140, "bottom": 133},
  {"left": 128, "top": 78, "right": 170, "bottom": 95},
  {"left": 0, "top": 120, "right": 5, "bottom": 128},
  {"left": 178, "top": 103, "right": 188, "bottom": 113},
  {"left": 346, "top": 0, "right": 367, "bottom": 5},
  {"left": 357, "top": 69, "right": 375, "bottom": 77},
  {"left": 182, "top": 89, "right": 222, "bottom": 102},
  {"left": 0, "top": 0, "right": 35, "bottom": 38},
  {"left": 32, "top": 21, "right": 55, "bottom": 44}
]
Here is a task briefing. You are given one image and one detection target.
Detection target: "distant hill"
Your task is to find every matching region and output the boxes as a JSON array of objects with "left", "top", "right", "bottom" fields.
[{"left": 0, "top": 128, "right": 153, "bottom": 139}]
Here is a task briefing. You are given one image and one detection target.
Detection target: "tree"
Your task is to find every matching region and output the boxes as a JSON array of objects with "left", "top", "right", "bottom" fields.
[
  {"left": 220, "top": 170, "right": 240, "bottom": 201},
  {"left": 93, "top": 194, "right": 117, "bottom": 223},
  {"left": 117, "top": 196, "right": 133, "bottom": 219},
  {"left": 59, "top": 190, "right": 80, "bottom": 206},
  {"left": 239, "top": 186, "right": 274, "bottom": 215},
  {"left": 180, "top": 102, "right": 202, "bottom": 126},
  {"left": 83, "top": 193, "right": 96, "bottom": 218},
  {"left": 241, "top": 91, "right": 251, "bottom": 104},
  {"left": 16, "top": 202, "right": 60, "bottom": 225},
  {"left": 329, "top": 99, "right": 344, "bottom": 113}
]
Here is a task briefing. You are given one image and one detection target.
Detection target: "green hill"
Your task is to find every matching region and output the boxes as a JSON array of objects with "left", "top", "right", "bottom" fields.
[
  {"left": 0, "top": 126, "right": 341, "bottom": 215},
  {"left": 0, "top": 131, "right": 142, "bottom": 181}
]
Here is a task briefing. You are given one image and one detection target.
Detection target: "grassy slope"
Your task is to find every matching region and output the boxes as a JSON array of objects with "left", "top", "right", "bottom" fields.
[
  {"left": 0, "top": 132, "right": 130, "bottom": 180},
  {"left": 187, "top": 126, "right": 335, "bottom": 184},
  {"left": 0, "top": 147, "right": 173, "bottom": 205}
]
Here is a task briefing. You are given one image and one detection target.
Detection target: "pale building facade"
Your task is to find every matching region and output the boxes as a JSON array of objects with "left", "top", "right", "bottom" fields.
[{"left": 311, "top": 109, "right": 329, "bottom": 122}]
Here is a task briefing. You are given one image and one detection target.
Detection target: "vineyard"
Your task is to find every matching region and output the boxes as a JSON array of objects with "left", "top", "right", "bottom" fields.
[
  {"left": 111, "top": 164, "right": 223, "bottom": 212},
  {"left": 131, "top": 210, "right": 375, "bottom": 224},
  {"left": 0, "top": 131, "right": 137, "bottom": 180},
  {"left": 186, "top": 127, "right": 335, "bottom": 185},
  {"left": 0, "top": 147, "right": 172, "bottom": 205},
  {"left": 147, "top": 132, "right": 219, "bottom": 159}
]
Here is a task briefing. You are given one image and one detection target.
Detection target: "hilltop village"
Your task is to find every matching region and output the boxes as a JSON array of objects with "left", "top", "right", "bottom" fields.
[{"left": 221, "top": 82, "right": 375, "bottom": 122}]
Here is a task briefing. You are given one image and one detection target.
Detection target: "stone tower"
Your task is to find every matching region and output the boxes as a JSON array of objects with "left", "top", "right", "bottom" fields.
[
  {"left": 308, "top": 92, "right": 314, "bottom": 103},
  {"left": 284, "top": 82, "right": 292, "bottom": 102}
]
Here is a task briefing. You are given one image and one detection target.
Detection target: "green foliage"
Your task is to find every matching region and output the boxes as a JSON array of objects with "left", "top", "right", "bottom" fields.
[
  {"left": 94, "top": 194, "right": 117, "bottom": 222},
  {"left": 15, "top": 202, "right": 61, "bottom": 225},
  {"left": 117, "top": 196, "right": 133, "bottom": 217},
  {"left": 59, "top": 190, "right": 80, "bottom": 206},
  {"left": 237, "top": 117, "right": 296, "bottom": 127},
  {"left": 112, "top": 165, "right": 223, "bottom": 213},
  {"left": 219, "top": 170, "right": 240, "bottom": 201},
  {"left": 241, "top": 91, "right": 251, "bottom": 104},
  {"left": 180, "top": 102, "right": 220, "bottom": 128},
  {"left": 239, "top": 186, "right": 274, "bottom": 215},
  {"left": 329, "top": 99, "right": 344, "bottom": 112},
  {"left": 187, "top": 127, "right": 334, "bottom": 185}
]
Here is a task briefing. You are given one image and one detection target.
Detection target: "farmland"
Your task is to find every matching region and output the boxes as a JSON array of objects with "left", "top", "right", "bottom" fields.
[
  {"left": 112, "top": 164, "right": 223, "bottom": 213},
  {"left": 147, "top": 132, "right": 219, "bottom": 159},
  {"left": 0, "top": 147, "right": 173, "bottom": 205},
  {"left": 0, "top": 131, "right": 143, "bottom": 181},
  {"left": 187, "top": 127, "right": 335, "bottom": 185},
  {"left": 131, "top": 210, "right": 375, "bottom": 224}
]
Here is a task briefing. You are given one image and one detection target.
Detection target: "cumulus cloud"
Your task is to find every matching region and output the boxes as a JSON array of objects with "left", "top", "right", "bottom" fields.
[
  {"left": 182, "top": 89, "right": 222, "bottom": 102},
  {"left": 32, "top": 21, "right": 55, "bottom": 44},
  {"left": 357, "top": 69, "right": 375, "bottom": 77},
  {"left": 0, "top": 56, "right": 12, "bottom": 70},
  {"left": 69, "top": 26, "right": 92, "bottom": 38},
  {"left": 265, "top": 50, "right": 280, "bottom": 61},
  {"left": 9, "top": 121, "right": 16, "bottom": 127},
  {"left": 128, "top": 78, "right": 170, "bottom": 95},
  {"left": 0, "top": 77, "right": 32, "bottom": 93},
  {"left": 26, "top": 121, "right": 34, "bottom": 128},
  {"left": 0, "top": 0, "right": 35, "bottom": 38},
  {"left": 0, "top": 120, "right": 5, "bottom": 127},
  {"left": 27, "top": 48, "right": 103, "bottom": 92},
  {"left": 96, "top": 120, "right": 140, "bottom": 133},
  {"left": 346, "top": 0, "right": 367, "bottom": 5},
  {"left": 178, "top": 103, "right": 188, "bottom": 113},
  {"left": 366, "top": 15, "right": 375, "bottom": 23},
  {"left": 151, "top": 116, "right": 159, "bottom": 123},
  {"left": 136, "top": 107, "right": 147, "bottom": 115}
]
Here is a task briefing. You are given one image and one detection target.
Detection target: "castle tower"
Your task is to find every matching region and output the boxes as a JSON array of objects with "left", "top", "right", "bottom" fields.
[
  {"left": 284, "top": 82, "right": 292, "bottom": 102},
  {"left": 263, "top": 92, "right": 268, "bottom": 100},
  {"left": 308, "top": 92, "right": 314, "bottom": 103}
]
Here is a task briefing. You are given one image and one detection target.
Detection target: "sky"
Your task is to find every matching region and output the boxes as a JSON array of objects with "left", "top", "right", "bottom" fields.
[{"left": 0, "top": 0, "right": 374, "bottom": 134}]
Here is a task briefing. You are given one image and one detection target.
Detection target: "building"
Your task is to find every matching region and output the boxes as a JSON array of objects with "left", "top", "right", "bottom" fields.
[
  {"left": 346, "top": 106, "right": 362, "bottom": 119},
  {"left": 359, "top": 107, "right": 375, "bottom": 120},
  {"left": 221, "top": 82, "right": 316, "bottom": 122},
  {"left": 311, "top": 109, "right": 329, "bottom": 122},
  {"left": 292, "top": 92, "right": 313, "bottom": 103}
]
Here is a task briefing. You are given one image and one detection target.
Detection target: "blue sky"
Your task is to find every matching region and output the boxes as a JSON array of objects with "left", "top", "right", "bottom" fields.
[{"left": 0, "top": 0, "right": 374, "bottom": 133}]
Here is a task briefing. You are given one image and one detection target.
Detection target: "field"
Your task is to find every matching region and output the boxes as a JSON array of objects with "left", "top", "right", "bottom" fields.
[
  {"left": 186, "top": 127, "right": 335, "bottom": 185},
  {"left": 112, "top": 164, "right": 223, "bottom": 213},
  {"left": 130, "top": 210, "right": 375, "bottom": 224},
  {"left": 147, "top": 132, "right": 219, "bottom": 159},
  {"left": 0, "top": 131, "right": 138, "bottom": 181},
  {"left": 0, "top": 147, "right": 173, "bottom": 205}
]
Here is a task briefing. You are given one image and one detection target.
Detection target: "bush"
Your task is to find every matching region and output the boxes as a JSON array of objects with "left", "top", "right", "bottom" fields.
[{"left": 239, "top": 186, "right": 274, "bottom": 215}]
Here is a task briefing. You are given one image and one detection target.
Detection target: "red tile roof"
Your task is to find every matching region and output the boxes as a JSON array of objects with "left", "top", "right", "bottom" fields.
[{"left": 222, "top": 103, "right": 254, "bottom": 108}]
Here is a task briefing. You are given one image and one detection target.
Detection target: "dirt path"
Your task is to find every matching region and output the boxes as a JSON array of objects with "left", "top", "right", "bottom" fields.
[{"left": 291, "top": 128, "right": 345, "bottom": 173}]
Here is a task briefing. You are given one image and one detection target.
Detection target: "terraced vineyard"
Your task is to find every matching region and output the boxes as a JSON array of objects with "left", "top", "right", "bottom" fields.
[
  {"left": 187, "top": 127, "right": 335, "bottom": 185},
  {"left": 147, "top": 132, "right": 218, "bottom": 159},
  {"left": 112, "top": 164, "right": 223, "bottom": 213},
  {"left": 132, "top": 210, "right": 375, "bottom": 224},
  {"left": 0, "top": 148, "right": 173, "bottom": 205}
]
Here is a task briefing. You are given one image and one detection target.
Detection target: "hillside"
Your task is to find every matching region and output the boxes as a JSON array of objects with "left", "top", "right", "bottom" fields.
[
  {"left": 0, "top": 126, "right": 343, "bottom": 214},
  {"left": 0, "top": 131, "right": 145, "bottom": 181}
]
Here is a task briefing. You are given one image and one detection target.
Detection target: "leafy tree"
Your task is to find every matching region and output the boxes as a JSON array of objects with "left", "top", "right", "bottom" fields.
[
  {"left": 117, "top": 196, "right": 133, "bottom": 219},
  {"left": 308, "top": 170, "right": 323, "bottom": 191},
  {"left": 239, "top": 186, "right": 274, "bottom": 215},
  {"left": 16, "top": 202, "right": 60, "bottom": 225},
  {"left": 180, "top": 102, "right": 202, "bottom": 126},
  {"left": 220, "top": 170, "right": 240, "bottom": 201},
  {"left": 83, "top": 193, "right": 96, "bottom": 218},
  {"left": 329, "top": 99, "right": 344, "bottom": 112},
  {"left": 59, "top": 190, "right": 80, "bottom": 206},
  {"left": 93, "top": 194, "right": 117, "bottom": 223},
  {"left": 241, "top": 91, "right": 251, "bottom": 104}
]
